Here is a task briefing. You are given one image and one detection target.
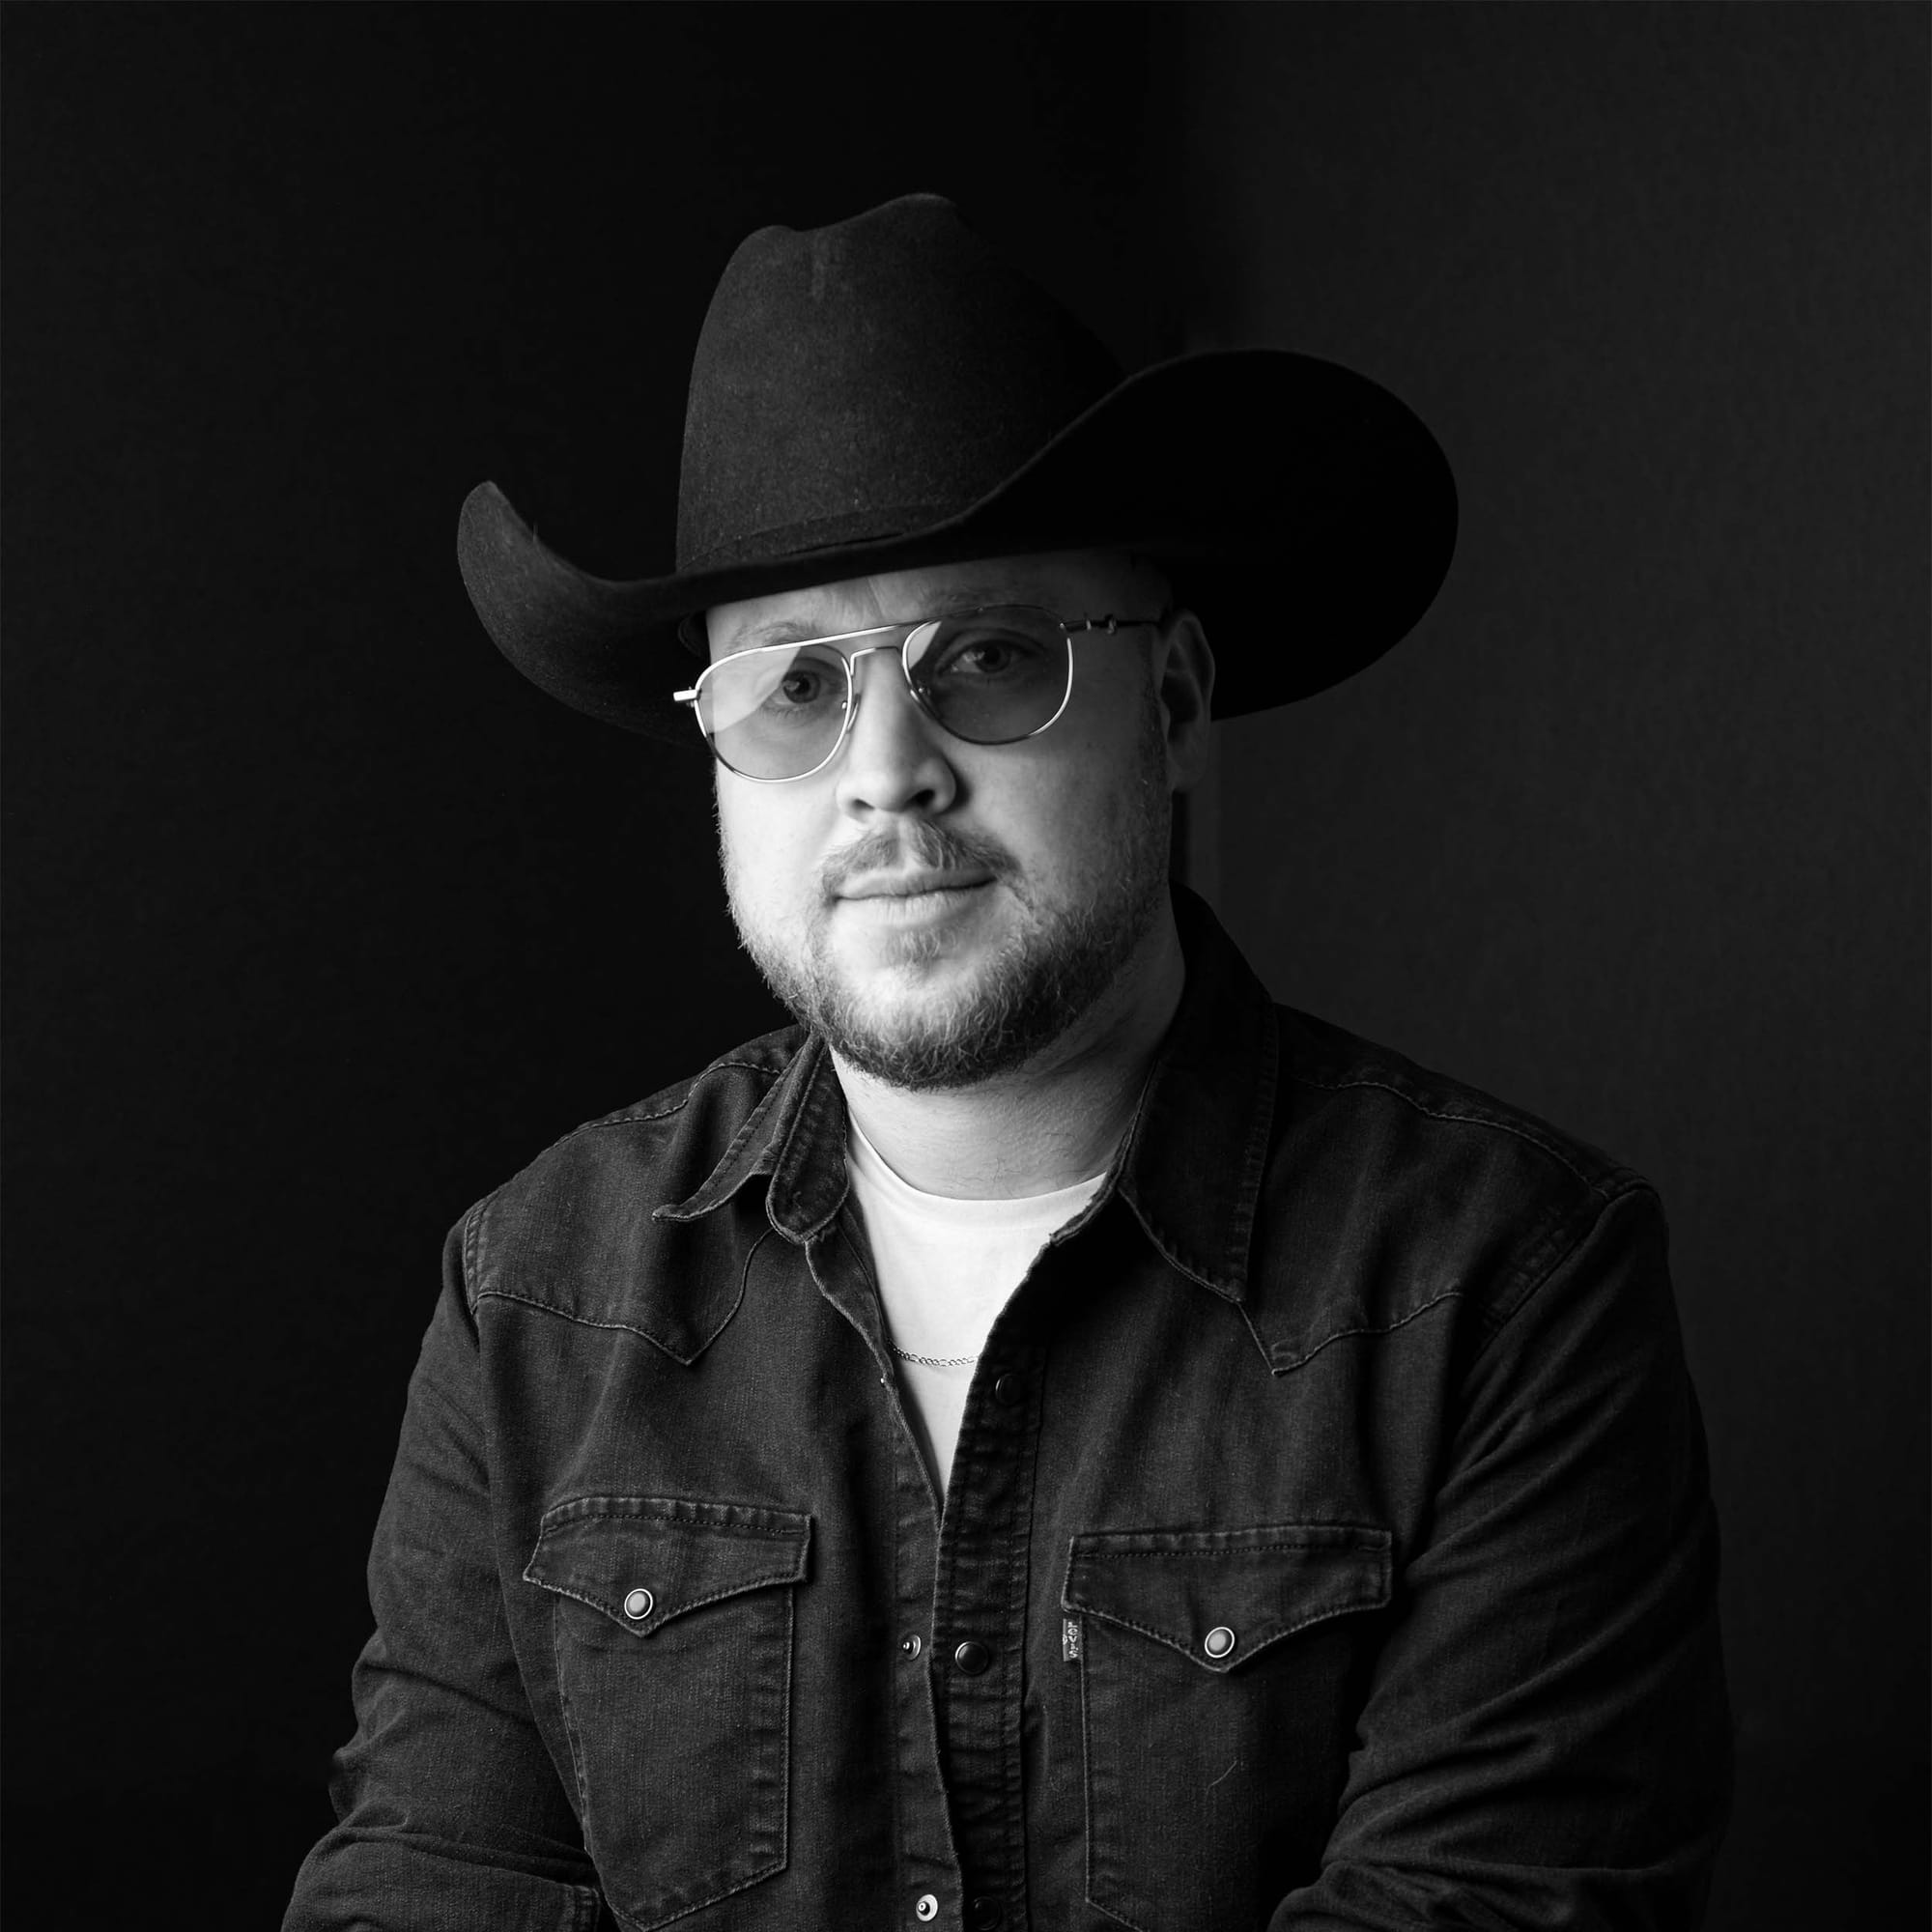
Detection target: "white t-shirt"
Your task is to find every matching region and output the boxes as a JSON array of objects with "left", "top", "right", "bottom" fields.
[{"left": 845, "top": 1120, "right": 1106, "bottom": 1495}]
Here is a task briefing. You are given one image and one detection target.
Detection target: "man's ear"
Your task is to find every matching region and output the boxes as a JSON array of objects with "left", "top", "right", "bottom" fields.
[{"left": 1154, "top": 611, "right": 1215, "bottom": 793}]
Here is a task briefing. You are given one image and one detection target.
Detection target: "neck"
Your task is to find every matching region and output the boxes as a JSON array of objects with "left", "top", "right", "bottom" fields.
[{"left": 834, "top": 910, "right": 1186, "bottom": 1200}]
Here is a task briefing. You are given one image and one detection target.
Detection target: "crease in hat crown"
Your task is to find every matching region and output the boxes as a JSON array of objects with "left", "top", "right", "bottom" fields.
[{"left": 673, "top": 195, "right": 1125, "bottom": 575}]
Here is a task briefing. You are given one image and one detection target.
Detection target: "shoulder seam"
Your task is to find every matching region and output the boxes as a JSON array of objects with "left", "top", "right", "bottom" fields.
[
  {"left": 459, "top": 1192, "right": 494, "bottom": 1318},
  {"left": 1474, "top": 1177, "right": 1660, "bottom": 1360}
]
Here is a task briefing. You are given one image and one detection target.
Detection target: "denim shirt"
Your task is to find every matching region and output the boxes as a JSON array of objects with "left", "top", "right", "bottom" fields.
[{"left": 287, "top": 891, "right": 1730, "bottom": 1932}]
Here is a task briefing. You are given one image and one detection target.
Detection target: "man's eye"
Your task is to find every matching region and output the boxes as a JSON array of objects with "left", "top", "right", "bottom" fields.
[
  {"left": 931, "top": 631, "right": 1028, "bottom": 678},
  {"left": 761, "top": 660, "right": 839, "bottom": 710}
]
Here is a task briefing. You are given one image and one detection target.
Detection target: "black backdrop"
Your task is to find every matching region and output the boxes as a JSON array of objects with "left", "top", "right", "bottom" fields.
[
  {"left": 4, "top": 7, "right": 1924, "bottom": 1928},
  {"left": 1179, "top": 13, "right": 1929, "bottom": 1930}
]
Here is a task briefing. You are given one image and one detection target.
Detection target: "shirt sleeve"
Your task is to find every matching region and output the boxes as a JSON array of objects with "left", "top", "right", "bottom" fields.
[
  {"left": 1272, "top": 1185, "right": 1733, "bottom": 1932},
  {"left": 282, "top": 1218, "right": 607, "bottom": 1932}
]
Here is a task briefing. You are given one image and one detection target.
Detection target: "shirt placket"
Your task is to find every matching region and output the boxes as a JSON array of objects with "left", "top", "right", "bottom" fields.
[
  {"left": 807, "top": 1213, "right": 964, "bottom": 1926},
  {"left": 926, "top": 1285, "right": 1047, "bottom": 1932}
]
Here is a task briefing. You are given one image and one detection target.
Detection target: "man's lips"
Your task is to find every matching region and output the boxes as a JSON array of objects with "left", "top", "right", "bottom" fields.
[{"left": 837, "top": 869, "right": 995, "bottom": 901}]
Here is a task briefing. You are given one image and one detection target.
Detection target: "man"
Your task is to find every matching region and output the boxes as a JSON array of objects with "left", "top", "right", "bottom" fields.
[{"left": 287, "top": 195, "right": 1729, "bottom": 1931}]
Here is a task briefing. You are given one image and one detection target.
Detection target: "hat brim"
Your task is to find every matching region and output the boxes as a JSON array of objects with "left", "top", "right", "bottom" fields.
[{"left": 456, "top": 349, "right": 1456, "bottom": 746}]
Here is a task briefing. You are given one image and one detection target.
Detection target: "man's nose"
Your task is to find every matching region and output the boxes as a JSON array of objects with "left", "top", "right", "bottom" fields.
[{"left": 834, "top": 644, "right": 958, "bottom": 817}]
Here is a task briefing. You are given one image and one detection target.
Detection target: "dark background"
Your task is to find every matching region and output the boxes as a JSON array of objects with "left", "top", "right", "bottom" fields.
[{"left": 4, "top": 6, "right": 1923, "bottom": 1926}]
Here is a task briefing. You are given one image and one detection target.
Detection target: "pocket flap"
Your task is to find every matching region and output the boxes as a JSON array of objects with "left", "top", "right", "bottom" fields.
[
  {"left": 525, "top": 1495, "right": 811, "bottom": 1637},
  {"left": 1063, "top": 1522, "right": 1390, "bottom": 1673}
]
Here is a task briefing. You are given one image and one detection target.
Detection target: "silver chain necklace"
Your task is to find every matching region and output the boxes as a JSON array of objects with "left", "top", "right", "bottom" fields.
[{"left": 890, "top": 1344, "right": 980, "bottom": 1369}]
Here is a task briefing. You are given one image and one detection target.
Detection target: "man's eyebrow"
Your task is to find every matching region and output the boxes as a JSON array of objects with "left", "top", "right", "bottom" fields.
[
  {"left": 722, "top": 614, "right": 893, "bottom": 655},
  {"left": 723, "top": 581, "right": 1052, "bottom": 653}
]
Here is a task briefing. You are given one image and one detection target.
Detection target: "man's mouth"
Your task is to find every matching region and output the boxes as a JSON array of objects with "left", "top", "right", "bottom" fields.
[{"left": 838, "top": 869, "right": 996, "bottom": 901}]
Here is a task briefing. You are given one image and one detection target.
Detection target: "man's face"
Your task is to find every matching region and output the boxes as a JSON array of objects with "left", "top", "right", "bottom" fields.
[{"left": 706, "top": 549, "right": 1208, "bottom": 1091}]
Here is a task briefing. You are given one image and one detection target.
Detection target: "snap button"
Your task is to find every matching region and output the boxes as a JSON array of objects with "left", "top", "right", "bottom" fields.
[
  {"left": 623, "top": 1587, "right": 654, "bottom": 1621},
  {"left": 952, "top": 1638, "right": 993, "bottom": 1675},
  {"left": 967, "top": 1895, "right": 1003, "bottom": 1928},
  {"left": 992, "top": 1372, "right": 1024, "bottom": 1406},
  {"left": 899, "top": 1633, "right": 923, "bottom": 1658},
  {"left": 915, "top": 1894, "right": 939, "bottom": 1922},
  {"left": 1203, "top": 1625, "right": 1236, "bottom": 1659}
]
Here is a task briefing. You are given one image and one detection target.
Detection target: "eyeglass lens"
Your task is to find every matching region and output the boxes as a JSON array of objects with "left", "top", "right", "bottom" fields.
[{"left": 696, "top": 607, "right": 1072, "bottom": 780}]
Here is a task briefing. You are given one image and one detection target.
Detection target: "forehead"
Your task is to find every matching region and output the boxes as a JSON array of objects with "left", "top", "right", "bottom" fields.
[{"left": 704, "top": 549, "right": 1142, "bottom": 658}]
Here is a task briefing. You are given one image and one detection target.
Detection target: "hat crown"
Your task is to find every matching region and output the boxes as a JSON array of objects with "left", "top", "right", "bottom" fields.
[{"left": 675, "top": 195, "right": 1123, "bottom": 575}]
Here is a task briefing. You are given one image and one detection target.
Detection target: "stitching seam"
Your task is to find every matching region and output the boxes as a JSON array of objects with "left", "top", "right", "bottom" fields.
[
  {"left": 534, "top": 1512, "right": 805, "bottom": 1541},
  {"left": 460, "top": 1193, "right": 493, "bottom": 1316},
  {"left": 529, "top": 1571, "right": 804, "bottom": 1627},
  {"left": 1289, "top": 1069, "right": 1629, "bottom": 1196},
  {"left": 1074, "top": 1587, "right": 1387, "bottom": 1654},
  {"left": 1071, "top": 1542, "right": 1386, "bottom": 1559},
  {"left": 1471, "top": 1182, "right": 1656, "bottom": 1364},
  {"left": 550, "top": 1602, "right": 596, "bottom": 1837},
  {"left": 1268, "top": 1288, "right": 1465, "bottom": 1375},
  {"left": 474, "top": 1288, "right": 690, "bottom": 1348}
]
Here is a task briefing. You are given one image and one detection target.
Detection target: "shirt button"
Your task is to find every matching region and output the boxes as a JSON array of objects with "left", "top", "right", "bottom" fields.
[
  {"left": 915, "top": 1895, "right": 939, "bottom": 1922},
  {"left": 952, "top": 1638, "right": 993, "bottom": 1675},
  {"left": 899, "top": 1633, "right": 923, "bottom": 1659},
  {"left": 967, "top": 1897, "right": 1003, "bottom": 1928},
  {"left": 992, "top": 1372, "right": 1024, "bottom": 1406},
  {"left": 623, "top": 1587, "right": 654, "bottom": 1621},
  {"left": 1203, "top": 1625, "right": 1236, "bottom": 1659}
]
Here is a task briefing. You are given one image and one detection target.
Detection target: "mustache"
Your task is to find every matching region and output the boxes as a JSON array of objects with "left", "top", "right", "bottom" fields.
[{"left": 819, "top": 821, "right": 1018, "bottom": 897}]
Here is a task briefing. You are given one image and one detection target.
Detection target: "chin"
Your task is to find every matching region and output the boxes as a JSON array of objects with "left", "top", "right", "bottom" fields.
[
  {"left": 838, "top": 923, "right": 980, "bottom": 980},
  {"left": 847, "top": 965, "right": 993, "bottom": 1036}
]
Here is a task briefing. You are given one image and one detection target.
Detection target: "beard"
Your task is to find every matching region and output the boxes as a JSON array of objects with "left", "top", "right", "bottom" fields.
[{"left": 722, "top": 689, "right": 1174, "bottom": 1092}]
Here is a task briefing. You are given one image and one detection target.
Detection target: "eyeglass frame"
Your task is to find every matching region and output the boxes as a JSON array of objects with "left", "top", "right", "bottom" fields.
[{"left": 671, "top": 605, "right": 1169, "bottom": 783}]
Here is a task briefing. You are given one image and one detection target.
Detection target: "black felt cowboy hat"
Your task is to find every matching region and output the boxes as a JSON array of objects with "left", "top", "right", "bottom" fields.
[{"left": 457, "top": 193, "right": 1456, "bottom": 745}]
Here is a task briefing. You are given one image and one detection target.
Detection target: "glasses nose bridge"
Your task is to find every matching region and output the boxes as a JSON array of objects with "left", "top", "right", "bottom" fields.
[
  {"left": 844, "top": 638, "right": 907, "bottom": 678},
  {"left": 840, "top": 627, "right": 936, "bottom": 718}
]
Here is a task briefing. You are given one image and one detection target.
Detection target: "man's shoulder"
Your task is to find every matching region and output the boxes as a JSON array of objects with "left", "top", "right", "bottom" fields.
[
  {"left": 1253, "top": 1005, "right": 1662, "bottom": 1363},
  {"left": 1274, "top": 1004, "right": 1647, "bottom": 1203},
  {"left": 452, "top": 1024, "right": 810, "bottom": 1337},
  {"left": 499, "top": 1022, "right": 808, "bottom": 1182}
]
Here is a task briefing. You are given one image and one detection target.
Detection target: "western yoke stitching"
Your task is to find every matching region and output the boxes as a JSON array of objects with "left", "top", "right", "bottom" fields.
[
  {"left": 1288, "top": 1067, "right": 1633, "bottom": 1198},
  {"left": 1268, "top": 1288, "right": 1467, "bottom": 1376},
  {"left": 475, "top": 1286, "right": 693, "bottom": 1350}
]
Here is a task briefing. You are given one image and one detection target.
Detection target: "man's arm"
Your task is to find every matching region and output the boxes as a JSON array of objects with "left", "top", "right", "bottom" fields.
[
  {"left": 283, "top": 1221, "right": 605, "bottom": 1932},
  {"left": 1276, "top": 1186, "right": 1732, "bottom": 1931}
]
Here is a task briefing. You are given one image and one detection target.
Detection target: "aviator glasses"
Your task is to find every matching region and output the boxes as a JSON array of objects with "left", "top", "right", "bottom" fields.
[{"left": 674, "top": 605, "right": 1165, "bottom": 782}]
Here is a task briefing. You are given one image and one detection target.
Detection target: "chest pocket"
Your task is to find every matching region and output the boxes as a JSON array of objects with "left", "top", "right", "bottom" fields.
[
  {"left": 1064, "top": 1522, "right": 1391, "bottom": 1932},
  {"left": 526, "top": 1495, "right": 811, "bottom": 1932}
]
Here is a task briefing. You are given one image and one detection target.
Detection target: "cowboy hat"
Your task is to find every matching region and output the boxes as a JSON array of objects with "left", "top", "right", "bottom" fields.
[{"left": 457, "top": 193, "right": 1456, "bottom": 745}]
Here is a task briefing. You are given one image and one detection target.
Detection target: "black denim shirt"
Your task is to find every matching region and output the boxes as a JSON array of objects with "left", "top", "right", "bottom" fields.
[{"left": 287, "top": 891, "right": 1729, "bottom": 1932}]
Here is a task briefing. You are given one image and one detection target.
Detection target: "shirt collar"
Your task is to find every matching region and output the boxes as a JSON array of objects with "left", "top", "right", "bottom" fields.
[
  {"left": 652, "top": 1026, "right": 843, "bottom": 1236},
  {"left": 1109, "top": 887, "right": 1278, "bottom": 1303},
  {"left": 659, "top": 885, "right": 1278, "bottom": 1302}
]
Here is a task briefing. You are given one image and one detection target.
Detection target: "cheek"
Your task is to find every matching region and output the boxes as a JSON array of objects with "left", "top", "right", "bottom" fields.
[
  {"left": 717, "top": 785, "right": 812, "bottom": 908},
  {"left": 1001, "top": 708, "right": 1158, "bottom": 872},
  {"left": 985, "top": 765, "right": 1122, "bottom": 892}
]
